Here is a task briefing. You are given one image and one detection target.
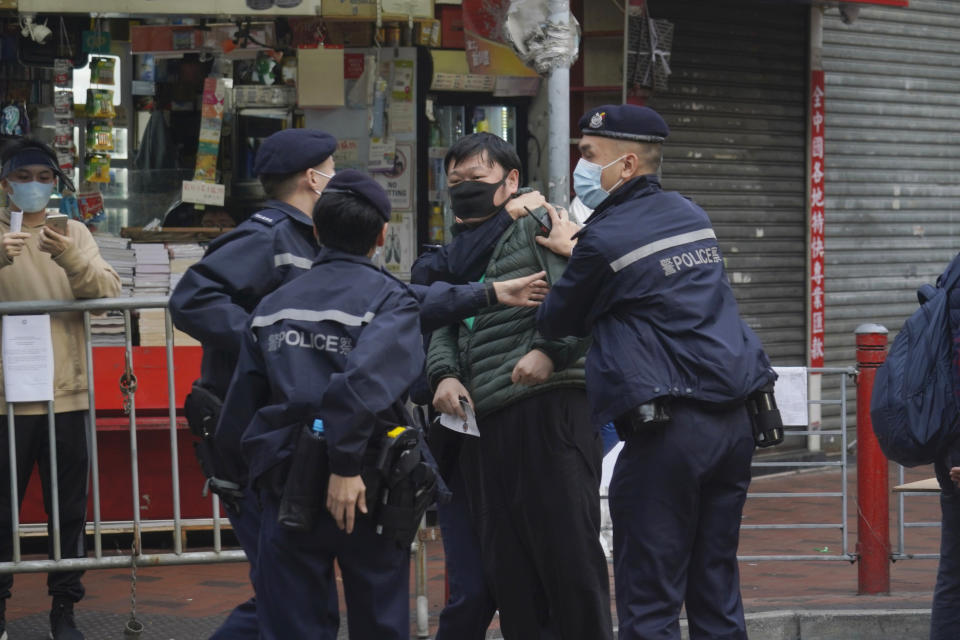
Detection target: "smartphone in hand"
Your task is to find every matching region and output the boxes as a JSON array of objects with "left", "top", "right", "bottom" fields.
[{"left": 44, "top": 213, "right": 68, "bottom": 236}]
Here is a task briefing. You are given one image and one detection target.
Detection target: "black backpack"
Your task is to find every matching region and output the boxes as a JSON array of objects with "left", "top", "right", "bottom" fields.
[{"left": 870, "top": 253, "right": 960, "bottom": 466}]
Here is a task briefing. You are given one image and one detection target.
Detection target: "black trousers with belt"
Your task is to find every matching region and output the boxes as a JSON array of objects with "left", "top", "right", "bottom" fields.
[
  {"left": 459, "top": 388, "right": 613, "bottom": 640},
  {"left": 0, "top": 411, "right": 88, "bottom": 603}
]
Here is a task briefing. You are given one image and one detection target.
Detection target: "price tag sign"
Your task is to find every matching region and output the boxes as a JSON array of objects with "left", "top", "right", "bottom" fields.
[{"left": 182, "top": 180, "right": 226, "bottom": 206}]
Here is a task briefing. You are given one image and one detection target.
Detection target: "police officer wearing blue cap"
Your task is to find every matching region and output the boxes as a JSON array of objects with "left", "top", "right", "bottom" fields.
[
  {"left": 171, "top": 131, "right": 548, "bottom": 637},
  {"left": 536, "top": 105, "right": 777, "bottom": 640},
  {"left": 214, "top": 170, "right": 531, "bottom": 639},
  {"left": 169, "top": 128, "right": 341, "bottom": 638}
]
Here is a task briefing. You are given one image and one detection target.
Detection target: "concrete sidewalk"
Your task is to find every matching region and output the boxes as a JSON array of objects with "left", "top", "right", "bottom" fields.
[{"left": 2, "top": 463, "right": 943, "bottom": 639}]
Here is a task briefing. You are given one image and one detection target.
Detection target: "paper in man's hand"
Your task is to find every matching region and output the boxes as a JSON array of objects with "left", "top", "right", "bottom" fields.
[{"left": 438, "top": 398, "right": 480, "bottom": 437}]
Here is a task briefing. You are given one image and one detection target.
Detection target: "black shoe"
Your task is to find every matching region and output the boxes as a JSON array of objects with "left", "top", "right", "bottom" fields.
[
  {"left": 1, "top": 597, "right": 6, "bottom": 640},
  {"left": 49, "top": 598, "right": 84, "bottom": 640}
]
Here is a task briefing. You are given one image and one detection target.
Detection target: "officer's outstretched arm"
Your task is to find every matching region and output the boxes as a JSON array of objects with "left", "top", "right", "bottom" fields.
[
  {"left": 537, "top": 238, "right": 608, "bottom": 339},
  {"left": 411, "top": 207, "right": 515, "bottom": 285},
  {"left": 410, "top": 272, "right": 548, "bottom": 333}
]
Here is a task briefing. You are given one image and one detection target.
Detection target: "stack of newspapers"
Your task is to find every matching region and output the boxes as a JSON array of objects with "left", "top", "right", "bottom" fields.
[
  {"left": 91, "top": 235, "right": 134, "bottom": 346},
  {"left": 133, "top": 244, "right": 171, "bottom": 347}
]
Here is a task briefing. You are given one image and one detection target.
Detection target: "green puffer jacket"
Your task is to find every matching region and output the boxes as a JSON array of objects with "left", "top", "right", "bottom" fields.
[{"left": 426, "top": 212, "right": 589, "bottom": 419}]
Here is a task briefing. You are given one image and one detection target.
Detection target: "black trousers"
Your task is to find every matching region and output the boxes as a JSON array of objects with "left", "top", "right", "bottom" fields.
[
  {"left": 0, "top": 411, "right": 88, "bottom": 603},
  {"left": 460, "top": 388, "right": 613, "bottom": 640}
]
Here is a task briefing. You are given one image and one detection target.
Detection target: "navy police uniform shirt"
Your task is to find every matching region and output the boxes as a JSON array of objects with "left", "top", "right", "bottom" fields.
[
  {"left": 169, "top": 200, "right": 320, "bottom": 398},
  {"left": 216, "top": 248, "right": 425, "bottom": 485},
  {"left": 536, "top": 175, "right": 775, "bottom": 426}
]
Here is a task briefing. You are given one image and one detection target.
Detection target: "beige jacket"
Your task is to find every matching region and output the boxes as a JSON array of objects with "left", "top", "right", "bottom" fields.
[{"left": 0, "top": 208, "right": 121, "bottom": 414}]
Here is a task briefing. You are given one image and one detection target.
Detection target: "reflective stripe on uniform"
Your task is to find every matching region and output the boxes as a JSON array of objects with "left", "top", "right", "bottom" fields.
[
  {"left": 251, "top": 308, "right": 376, "bottom": 329},
  {"left": 609, "top": 228, "right": 717, "bottom": 273},
  {"left": 274, "top": 253, "right": 314, "bottom": 270}
]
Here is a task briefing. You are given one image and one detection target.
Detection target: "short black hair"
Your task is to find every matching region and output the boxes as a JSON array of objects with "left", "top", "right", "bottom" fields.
[
  {"left": 259, "top": 171, "right": 300, "bottom": 200},
  {"left": 313, "top": 192, "right": 385, "bottom": 256},
  {"left": 444, "top": 132, "right": 521, "bottom": 179}
]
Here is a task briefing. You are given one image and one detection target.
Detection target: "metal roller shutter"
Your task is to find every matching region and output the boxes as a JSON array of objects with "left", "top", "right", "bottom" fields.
[
  {"left": 822, "top": 1, "right": 960, "bottom": 427},
  {"left": 645, "top": 1, "right": 809, "bottom": 365}
]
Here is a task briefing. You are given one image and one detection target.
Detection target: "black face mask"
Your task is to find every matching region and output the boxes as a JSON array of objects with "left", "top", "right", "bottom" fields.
[{"left": 449, "top": 178, "right": 505, "bottom": 222}]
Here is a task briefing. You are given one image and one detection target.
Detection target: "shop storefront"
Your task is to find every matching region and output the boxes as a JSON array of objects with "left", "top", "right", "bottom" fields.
[
  {"left": 0, "top": 0, "right": 543, "bottom": 523},
  {"left": 821, "top": 0, "right": 958, "bottom": 368},
  {"left": 644, "top": 0, "right": 811, "bottom": 366}
]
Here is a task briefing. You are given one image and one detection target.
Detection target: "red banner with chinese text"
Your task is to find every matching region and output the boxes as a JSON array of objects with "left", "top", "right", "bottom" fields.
[{"left": 809, "top": 70, "right": 826, "bottom": 368}]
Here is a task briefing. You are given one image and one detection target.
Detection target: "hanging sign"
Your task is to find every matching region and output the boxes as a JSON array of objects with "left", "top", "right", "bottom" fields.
[
  {"left": 462, "top": 0, "right": 538, "bottom": 77},
  {"left": 182, "top": 180, "right": 226, "bottom": 206},
  {"left": 809, "top": 70, "right": 826, "bottom": 369},
  {"left": 194, "top": 77, "right": 231, "bottom": 183},
  {"left": 373, "top": 143, "right": 412, "bottom": 211},
  {"left": 82, "top": 31, "right": 111, "bottom": 54}
]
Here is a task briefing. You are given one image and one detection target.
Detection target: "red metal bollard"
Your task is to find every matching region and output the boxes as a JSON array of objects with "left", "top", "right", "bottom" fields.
[{"left": 855, "top": 323, "right": 890, "bottom": 595}]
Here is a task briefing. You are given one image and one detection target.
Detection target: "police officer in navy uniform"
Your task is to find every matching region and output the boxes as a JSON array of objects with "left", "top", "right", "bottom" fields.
[
  {"left": 536, "top": 105, "right": 776, "bottom": 640},
  {"left": 170, "top": 131, "right": 549, "bottom": 637},
  {"left": 169, "top": 128, "right": 340, "bottom": 639},
  {"left": 214, "top": 171, "right": 446, "bottom": 638}
]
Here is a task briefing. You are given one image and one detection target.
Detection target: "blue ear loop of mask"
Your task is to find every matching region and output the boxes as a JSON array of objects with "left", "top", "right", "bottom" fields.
[{"left": 573, "top": 155, "right": 626, "bottom": 209}]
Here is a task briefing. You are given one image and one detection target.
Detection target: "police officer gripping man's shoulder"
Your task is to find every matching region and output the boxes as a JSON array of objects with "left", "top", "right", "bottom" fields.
[{"left": 536, "top": 104, "right": 778, "bottom": 640}]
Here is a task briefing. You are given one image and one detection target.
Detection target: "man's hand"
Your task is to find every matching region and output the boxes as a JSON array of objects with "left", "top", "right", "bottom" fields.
[
  {"left": 433, "top": 377, "right": 473, "bottom": 419},
  {"left": 950, "top": 467, "right": 960, "bottom": 487},
  {"left": 505, "top": 190, "right": 547, "bottom": 220},
  {"left": 535, "top": 202, "right": 581, "bottom": 257},
  {"left": 493, "top": 271, "right": 549, "bottom": 308},
  {"left": 511, "top": 349, "right": 554, "bottom": 386},
  {"left": 38, "top": 226, "right": 72, "bottom": 257},
  {"left": 327, "top": 473, "right": 367, "bottom": 534},
  {"left": 1, "top": 231, "right": 30, "bottom": 261}
]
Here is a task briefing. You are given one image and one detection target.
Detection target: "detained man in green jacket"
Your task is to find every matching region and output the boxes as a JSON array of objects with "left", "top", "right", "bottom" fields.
[{"left": 426, "top": 133, "right": 613, "bottom": 640}]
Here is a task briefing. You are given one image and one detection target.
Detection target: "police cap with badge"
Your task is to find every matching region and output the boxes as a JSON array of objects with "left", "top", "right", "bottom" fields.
[
  {"left": 321, "top": 169, "right": 392, "bottom": 221},
  {"left": 253, "top": 128, "right": 337, "bottom": 176},
  {"left": 578, "top": 104, "right": 670, "bottom": 143}
]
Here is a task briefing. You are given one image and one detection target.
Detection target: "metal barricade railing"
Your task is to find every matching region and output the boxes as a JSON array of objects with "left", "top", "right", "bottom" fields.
[
  {"left": 737, "top": 366, "right": 858, "bottom": 562},
  {"left": 0, "top": 296, "right": 246, "bottom": 576},
  {"left": 893, "top": 465, "right": 941, "bottom": 561}
]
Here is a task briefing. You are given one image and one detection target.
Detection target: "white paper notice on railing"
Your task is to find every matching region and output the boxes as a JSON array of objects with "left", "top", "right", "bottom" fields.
[
  {"left": 773, "top": 366, "right": 808, "bottom": 426},
  {"left": 2, "top": 315, "right": 54, "bottom": 403}
]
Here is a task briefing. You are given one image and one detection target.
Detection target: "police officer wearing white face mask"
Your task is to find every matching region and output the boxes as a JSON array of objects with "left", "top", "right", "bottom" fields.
[
  {"left": 169, "top": 128, "right": 342, "bottom": 640},
  {"left": 537, "top": 105, "right": 776, "bottom": 640},
  {"left": 0, "top": 138, "right": 121, "bottom": 640}
]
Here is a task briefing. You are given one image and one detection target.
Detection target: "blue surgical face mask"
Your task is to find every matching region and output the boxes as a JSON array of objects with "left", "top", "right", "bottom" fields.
[
  {"left": 8, "top": 180, "right": 55, "bottom": 213},
  {"left": 573, "top": 156, "right": 625, "bottom": 209}
]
